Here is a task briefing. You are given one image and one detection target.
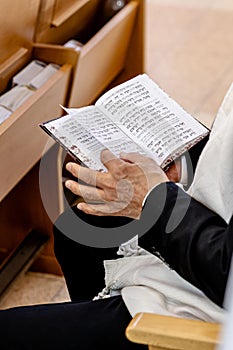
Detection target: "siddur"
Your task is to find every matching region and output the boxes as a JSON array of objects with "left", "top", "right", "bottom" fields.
[{"left": 40, "top": 74, "right": 209, "bottom": 171}]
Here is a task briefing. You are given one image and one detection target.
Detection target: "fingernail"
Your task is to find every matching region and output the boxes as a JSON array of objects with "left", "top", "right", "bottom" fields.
[
  {"left": 77, "top": 203, "right": 83, "bottom": 210},
  {"left": 66, "top": 163, "right": 72, "bottom": 171},
  {"left": 65, "top": 181, "right": 71, "bottom": 189}
]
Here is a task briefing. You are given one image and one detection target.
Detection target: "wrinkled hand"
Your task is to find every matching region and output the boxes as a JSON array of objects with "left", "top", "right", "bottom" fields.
[{"left": 65, "top": 150, "right": 169, "bottom": 219}]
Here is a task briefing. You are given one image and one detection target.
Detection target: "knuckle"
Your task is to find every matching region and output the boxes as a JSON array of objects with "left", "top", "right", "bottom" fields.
[
  {"left": 104, "top": 189, "right": 118, "bottom": 201},
  {"left": 128, "top": 163, "right": 139, "bottom": 172},
  {"left": 105, "top": 178, "right": 117, "bottom": 190},
  {"left": 85, "top": 171, "right": 96, "bottom": 185},
  {"left": 113, "top": 163, "right": 128, "bottom": 179}
]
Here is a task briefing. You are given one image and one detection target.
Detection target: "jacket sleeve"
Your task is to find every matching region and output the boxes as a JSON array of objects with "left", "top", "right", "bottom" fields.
[{"left": 139, "top": 182, "right": 233, "bottom": 308}]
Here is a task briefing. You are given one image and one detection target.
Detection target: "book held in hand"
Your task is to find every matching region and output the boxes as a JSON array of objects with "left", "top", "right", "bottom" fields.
[{"left": 40, "top": 74, "right": 209, "bottom": 171}]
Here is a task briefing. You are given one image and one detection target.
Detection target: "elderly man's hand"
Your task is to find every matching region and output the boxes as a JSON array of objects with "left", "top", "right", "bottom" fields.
[{"left": 65, "top": 150, "right": 169, "bottom": 219}]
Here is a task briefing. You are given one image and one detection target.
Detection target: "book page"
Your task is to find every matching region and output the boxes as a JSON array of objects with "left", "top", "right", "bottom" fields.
[
  {"left": 0, "top": 85, "right": 34, "bottom": 112},
  {"left": 29, "top": 63, "right": 60, "bottom": 90},
  {"left": 43, "top": 106, "right": 145, "bottom": 171},
  {"left": 0, "top": 105, "right": 12, "bottom": 124},
  {"left": 42, "top": 107, "right": 105, "bottom": 170},
  {"left": 12, "top": 60, "right": 46, "bottom": 87},
  {"left": 96, "top": 74, "right": 209, "bottom": 167},
  {"left": 66, "top": 107, "right": 147, "bottom": 158}
]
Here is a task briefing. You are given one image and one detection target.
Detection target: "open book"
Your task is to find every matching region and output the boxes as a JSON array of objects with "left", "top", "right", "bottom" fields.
[{"left": 40, "top": 74, "right": 209, "bottom": 171}]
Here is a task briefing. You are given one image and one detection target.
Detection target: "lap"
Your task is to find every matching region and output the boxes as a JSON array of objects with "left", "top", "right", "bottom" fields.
[
  {"left": 0, "top": 296, "right": 146, "bottom": 350},
  {"left": 53, "top": 204, "right": 135, "bottom": 249}
]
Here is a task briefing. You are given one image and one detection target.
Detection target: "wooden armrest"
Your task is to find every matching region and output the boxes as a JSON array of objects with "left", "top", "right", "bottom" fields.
[{"left": 126, "top": 313, "right": 222, "bottom": 350}]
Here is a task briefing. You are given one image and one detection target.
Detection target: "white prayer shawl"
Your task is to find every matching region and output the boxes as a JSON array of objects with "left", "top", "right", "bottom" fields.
[
  {"left": 188, "top": 82, "right": 233, "bottom": 224},
  {"left": 102, "top": 83, "right": 233, "bottom": 323}
]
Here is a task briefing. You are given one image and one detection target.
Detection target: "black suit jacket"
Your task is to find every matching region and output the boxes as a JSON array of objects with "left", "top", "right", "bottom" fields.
[{"left": 139, "top": 136, "right": 233, "bottom": 308}]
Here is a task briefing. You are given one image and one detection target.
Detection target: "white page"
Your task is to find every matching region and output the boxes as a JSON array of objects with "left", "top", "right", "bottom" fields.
[
  {"left": 29, "top": 63, "right": 60, "bottom": 90},
  {"left": 12, "top": 60, "right": 46, "bottom": 87},
  {"left": 66, "top": 107, "right": 146, "bottom": 159},
  {"left": 96, "top": 74, "right": 209, "bottom": 167},
  {"left": 64, "top": 39, "right": 83, "bottom": 51},
  {"left": 0, "top": 105, "right": 12, "bottom": 124},
  {"left": 43, "top": 107, "right": 107, "bottom": 170},
  {"left": 0, "top": 86, "right": 34, "bottom": 112}
]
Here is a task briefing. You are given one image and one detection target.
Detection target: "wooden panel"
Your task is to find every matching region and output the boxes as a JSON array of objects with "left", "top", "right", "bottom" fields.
[
  {"left": 32, "top": 43, "right": 79, "bottom": 71},
  {"left": 114, "top": 0, "right": 145, "bottom": 83},
  {"left": 0, "top": 0, "right": 41, "bottom": 92},
  {"left": 0, "top": 0, "right": 40, "bottom": 65},
  {"left": 0, "top": 157, "right": 62, "bottom": 275},
  {"left": 34, "top": 0, "right": 56, "bottom": 39},
  {"left": 0, "top": 46, "right": 73, "bottom": 201},
  {"left": 0, "top": 48, "right": 30, "bottom": 93},
  {"left": 52, "top": 0, "right": 90, "bottom": 27},
  {"left": 34, "top": 0, "right": 99, "bottom": 44},
  {"left": 126, "top": 313, "right": 221, "bottom": 350},
  {"left": 68, "top": 1, "right": 138, "bottom": 107}
]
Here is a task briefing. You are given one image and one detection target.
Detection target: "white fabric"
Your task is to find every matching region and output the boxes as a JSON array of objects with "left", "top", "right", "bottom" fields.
[
  {"left": 187, "top": 82, "right": 233, "bottom": 223},
  {"left": 101, "top": 82, "right": 233, "bottom": 323},
  {"left": 217, "top": 262, "right": 233, "bottom": 350},
  {"left": 104, "top": 252, "right": 225, "bottom": 323}
]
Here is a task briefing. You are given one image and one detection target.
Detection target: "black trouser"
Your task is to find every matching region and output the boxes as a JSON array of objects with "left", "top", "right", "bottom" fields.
[{"left": 0, "top": 207, "right": 147, "bottom": 350}]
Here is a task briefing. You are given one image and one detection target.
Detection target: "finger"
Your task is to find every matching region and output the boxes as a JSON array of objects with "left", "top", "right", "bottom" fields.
[
  {"left": 100, "top": 149, "right": 125, "bottom": 176},
  {"left": 77, "top": 201, "right": 140, "bottom": 219},
  {"left": 65, "top": 180, "right": 105, "bottom": 202},
  {"left": 77, "top": 202, "right": 125, "bottom": 216},
  {"left": 66, "top": 162, "right": 106, "bottom": 187}
]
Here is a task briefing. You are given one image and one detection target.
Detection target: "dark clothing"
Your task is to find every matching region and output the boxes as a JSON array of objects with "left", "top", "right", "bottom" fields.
[
  {"left": 55, "top": 179, "right": 233, "bottom": 308},
  {"left": 53, "top": 213, "right": 131, "bottom": 302},
  {"left": 0, "top": 296, "right": 145, "bottom": 350},
  {"left": 0, "top": 221, "right": 146, "bottom": 350},
  {"left": 139, "top": 182, "right": 233, "bottom": 307}
]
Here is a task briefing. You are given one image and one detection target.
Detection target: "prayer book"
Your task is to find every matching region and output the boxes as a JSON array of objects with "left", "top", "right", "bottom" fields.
[{"left": 40, "top": 74, "right": 209, "bottom": 170}]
